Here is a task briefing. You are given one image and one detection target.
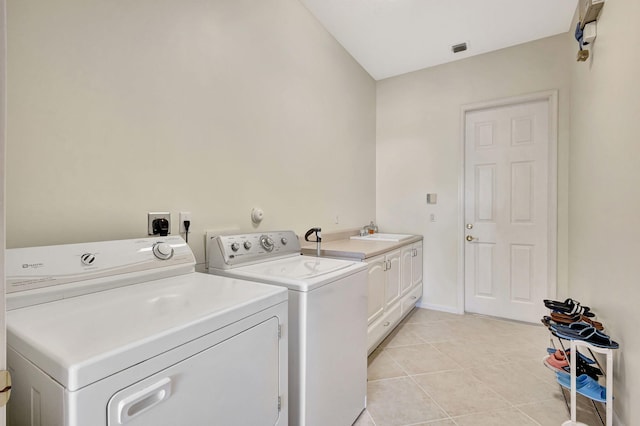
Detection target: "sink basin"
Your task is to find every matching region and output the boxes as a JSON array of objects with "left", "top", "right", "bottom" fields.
[{"left": 350, "top": 233, "right": 414, "bottom": 242}]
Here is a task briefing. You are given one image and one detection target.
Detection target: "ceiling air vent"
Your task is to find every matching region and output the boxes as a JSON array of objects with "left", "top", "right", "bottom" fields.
[{"left": 451, "top": 42, "right": 467, "bottom": 54}]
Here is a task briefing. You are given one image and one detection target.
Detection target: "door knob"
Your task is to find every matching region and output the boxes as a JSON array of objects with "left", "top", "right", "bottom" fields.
[{"left": 466, "top": 235, "right": 476, "bottom": 242}]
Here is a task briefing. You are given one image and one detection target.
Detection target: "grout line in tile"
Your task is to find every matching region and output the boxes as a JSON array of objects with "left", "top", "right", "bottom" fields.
[
  {"left": 513, "top": 405, "right": 544, "bottom": 426},
  {"left": 413, "top": 371, "right": 515, "bottom": 419},
  {"left": 407, "top": 372, "right": 455, "bottom": 421}
]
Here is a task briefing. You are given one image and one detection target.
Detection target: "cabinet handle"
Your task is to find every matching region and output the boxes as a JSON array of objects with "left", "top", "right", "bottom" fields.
[
  {"left": 387, "top": 260, "right": 391, "bottom": 270},
  {"left": 383, "top": 321, "right": 391, "bottom": 327}
]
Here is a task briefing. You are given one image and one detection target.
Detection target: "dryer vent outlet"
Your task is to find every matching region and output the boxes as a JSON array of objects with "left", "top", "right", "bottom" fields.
[{"left": 148, "top": 212, "right": 171, "bottom": 236}]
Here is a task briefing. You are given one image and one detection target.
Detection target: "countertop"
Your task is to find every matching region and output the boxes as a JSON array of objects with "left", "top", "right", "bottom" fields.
[{"left": 300, "top": 234, "right": 422, "bottom": 261}]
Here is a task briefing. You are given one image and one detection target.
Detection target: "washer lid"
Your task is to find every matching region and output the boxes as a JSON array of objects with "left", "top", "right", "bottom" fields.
[
  {"left": 222, "top": 256, "right": 367, "bottom": 291},
  {"left": 7, "top": 273, "right": 287, "bottom": 391}
]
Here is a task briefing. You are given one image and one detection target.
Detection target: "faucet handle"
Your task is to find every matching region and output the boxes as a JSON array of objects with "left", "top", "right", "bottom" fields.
[{"left": 304, "top": 227, "right": 322, "bottom": 242}]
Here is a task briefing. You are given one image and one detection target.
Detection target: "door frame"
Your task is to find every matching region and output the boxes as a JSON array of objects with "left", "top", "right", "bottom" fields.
[
  {"left": 457, "top": 90, "right": 559, "bottom": 315},
  {"left": 1, "top": 0, "right": 6, "bottom": 423}
]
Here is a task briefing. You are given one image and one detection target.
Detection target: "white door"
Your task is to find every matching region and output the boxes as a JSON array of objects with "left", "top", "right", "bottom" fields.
[
  {"left": 1, "top": 1, "right": 7, "bottom": 424},
  {"left": 464, "top": 97, "right": 555, "bottom": 323}
]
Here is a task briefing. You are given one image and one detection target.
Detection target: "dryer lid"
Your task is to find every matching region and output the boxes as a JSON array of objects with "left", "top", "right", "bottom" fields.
[{"left": 7, "top": 272, "right": 286, "bottom": 391}]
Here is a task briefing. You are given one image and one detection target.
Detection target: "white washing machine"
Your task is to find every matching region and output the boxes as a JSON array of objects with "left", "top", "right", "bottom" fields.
[
  {"left": 207, "top": 231, "right": 368, "bottom": 426},
  {"left": 6, "top": 236, "right": 288, "bottom": 426}
]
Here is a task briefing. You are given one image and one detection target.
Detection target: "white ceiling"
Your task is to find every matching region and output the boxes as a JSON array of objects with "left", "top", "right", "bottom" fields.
[{"left": 299, "top": 0, "right": 578, "bottom": 80}]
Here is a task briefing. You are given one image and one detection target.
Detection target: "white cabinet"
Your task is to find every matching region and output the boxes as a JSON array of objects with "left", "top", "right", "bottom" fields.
[
  {"left": 367, "top": 249, "right": 401, "bottom": 323},
  {"left": 384, "top": 250, "right": 401, "bottom": 308},
  {"left": 400, "top": 246, "right": 413, "bottom": 296},
  {"left": 400, "top": 242, "right": 422, "bottom": 296},
  {"left": 411, "top": 242, "right": 423, "bottom": 287},
  {"left": 367, "top": 257, "right": 386, "bottom": 325},
  {"left": 367, "top": 241, "right": 423, "bottom": 354}
]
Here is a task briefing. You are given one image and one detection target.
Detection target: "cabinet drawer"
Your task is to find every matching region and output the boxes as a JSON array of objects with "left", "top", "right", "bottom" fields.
[
  {"left": 401, "top": 282, "right": 423, "bottom": 315},
  {"left": 367, "top": 303, "right": 402, "bottom": 353}
]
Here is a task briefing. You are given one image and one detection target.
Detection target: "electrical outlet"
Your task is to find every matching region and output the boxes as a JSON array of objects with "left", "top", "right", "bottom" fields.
[
  {"left": 148, "top": 212, "right": 171, "bottom": 235},
  {"left": 179, "top": 212, "right": 192, "bottom": 233}
]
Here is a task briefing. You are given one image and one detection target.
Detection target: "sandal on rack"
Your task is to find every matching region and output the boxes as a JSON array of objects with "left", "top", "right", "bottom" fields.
[
  {"left": 543, "top": 354, "right": 569, "bottom": 372},
  {"left": 581, "top": 316, "right": 604, "bottom": 330},
  {"left": 552, "top": 324, "right": 619, "bottom": 349},
  {"left": 550, "top": 312, "right": 604, "bottom": 330},
  {"left": 541, "top": 316, "right": 557, "bottom": 329},
  {"left": 544, "top": 298, "right": 595, "bottom": 317},
  {"left": 545, "top": 348, "right": 596, "bottom": 365},
  {"left": 556, "top": 372, "right": 607, "bottom": 403},
  {"left": 550, "top": 312, "right": 581, "bottom": 324}
]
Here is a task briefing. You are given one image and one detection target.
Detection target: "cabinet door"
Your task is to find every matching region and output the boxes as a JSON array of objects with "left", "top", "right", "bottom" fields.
[
  {"left": 367, "top": 256, "right": 386, "bottom": 324},
  {"left": 385, "top": 250, "right": 401, "bottom": 308},
  {"left": 412, "top": 242, "right": 423, "bottom": 287},
  {"left": 400, "top": 245, "right": 413, "bottom": 295}
]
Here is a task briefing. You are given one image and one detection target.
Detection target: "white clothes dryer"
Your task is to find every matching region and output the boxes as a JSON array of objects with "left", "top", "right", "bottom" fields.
[
  {"left": 208, "top": 231, "right": 368, "bottom": 426},
  {"left": 6, "top": 236, "right": 288, "bottom": 426}
]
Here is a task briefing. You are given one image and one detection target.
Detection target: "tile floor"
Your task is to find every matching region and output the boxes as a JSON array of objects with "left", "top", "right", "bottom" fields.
[{"left": 354, "top": 308, "right": 605, "bottom": 426}]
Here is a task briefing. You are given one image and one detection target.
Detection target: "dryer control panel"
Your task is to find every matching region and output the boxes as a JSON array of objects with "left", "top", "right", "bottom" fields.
[
  {"left": 6, "top": 236, "right": 195, "bottom": 309},
  {"left": 208, "top": 230, "right": 301, "bottom": 269}
]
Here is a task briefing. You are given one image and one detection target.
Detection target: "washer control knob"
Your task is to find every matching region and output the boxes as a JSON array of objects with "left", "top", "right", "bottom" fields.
[
  {"left": 81, "top": 253, "right": 96, "bottom": 266},
  {"left": 244, "top": 241, "right": 252, "bottom": 250},
  {"left": 260, "top": 235, "right": 275, "bottom": 252},
  {"left": 231, "top": 242, "right": 240, "bottom": 252},
  {"left": 152, "top": 242, "right": 174, "bottom": 260},
  {"left": 281, "top": 237, "right": 288, "bottom": 245}
]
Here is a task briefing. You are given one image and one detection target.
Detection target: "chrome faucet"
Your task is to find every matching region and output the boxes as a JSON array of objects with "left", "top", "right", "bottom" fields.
[
  {"left": 362, "top": 221, "right": 378, "bottom": 235},
  {"left": 304, "top": 227, "right": 322, "bottom": 257}
]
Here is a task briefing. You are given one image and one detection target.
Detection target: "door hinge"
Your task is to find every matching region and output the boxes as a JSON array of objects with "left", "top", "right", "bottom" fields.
[
  {"left": 278, "top": 396, "right": 282, "bottom": 411},
  {"left": 0, "top": 370, "right": 12, "bottom": 407},
  {"left": 278, "top": 324, "right": 282, "bottom": 339}
]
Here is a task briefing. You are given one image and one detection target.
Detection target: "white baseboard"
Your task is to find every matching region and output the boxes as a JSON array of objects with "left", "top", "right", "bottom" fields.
[{"left": 417, "top": 301, "right": 462, "bottom": 315}]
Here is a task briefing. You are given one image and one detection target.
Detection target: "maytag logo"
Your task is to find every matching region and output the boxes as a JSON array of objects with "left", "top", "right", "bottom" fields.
[{"left": 22, "top": 263, "right": 44, "bottom": 269}]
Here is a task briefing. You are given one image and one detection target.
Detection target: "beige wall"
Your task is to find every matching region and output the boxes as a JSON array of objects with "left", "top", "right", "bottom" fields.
[
  {"left": 376, "top": 34, "right": 572, "bottom": 311},
  {"left": 5, "top": 0, "right": 376, "bottom": 267},
  {"left": 568, "top": 0, "right": 640, "bottom": 423}
]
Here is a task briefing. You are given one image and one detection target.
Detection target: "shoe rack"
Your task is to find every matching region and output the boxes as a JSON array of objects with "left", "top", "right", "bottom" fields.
[{"left": 550, "top": 335, "right": 615, "bottom": 426}]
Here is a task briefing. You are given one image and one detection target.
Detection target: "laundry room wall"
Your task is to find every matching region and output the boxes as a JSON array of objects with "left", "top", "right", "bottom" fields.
[
  {"left": 5, "top": 0, "right": 376, "bottom": 266},
  {"left": 376, "top": 34, "right": 572, "bottom": 312},
  {"left": 567, "top": 0, "right": 640, "bottom": 423}
]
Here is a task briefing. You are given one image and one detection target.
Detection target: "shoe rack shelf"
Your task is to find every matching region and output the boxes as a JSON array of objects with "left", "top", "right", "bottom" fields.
[{"left": 552, "top": 336, "right": 615, "bottom": 426}]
